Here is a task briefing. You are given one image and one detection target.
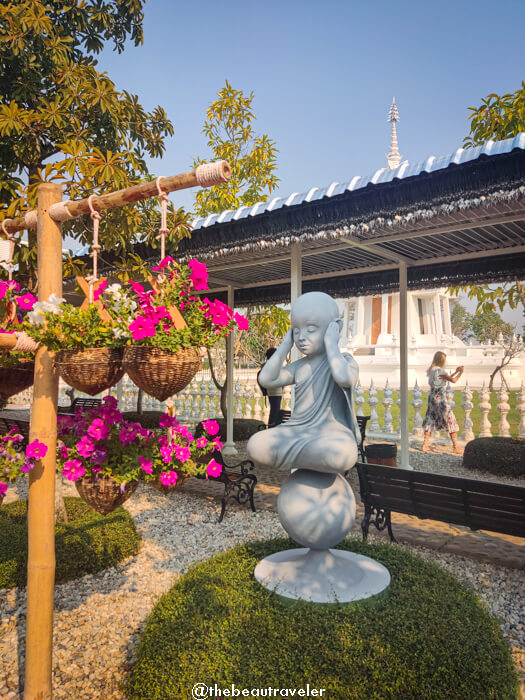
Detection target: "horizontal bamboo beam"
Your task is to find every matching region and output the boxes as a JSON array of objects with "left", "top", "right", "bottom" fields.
[
  {"left": 0, "top": 333, "right": 17, "bottom": 350},
  {"left": 0, "top": 160, "right": 231, "bottom": 233}
]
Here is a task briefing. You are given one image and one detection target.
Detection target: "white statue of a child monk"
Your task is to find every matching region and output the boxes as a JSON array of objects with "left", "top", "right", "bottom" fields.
[{"left": 247, "top": 291, "right": 360, "bottom": 474}]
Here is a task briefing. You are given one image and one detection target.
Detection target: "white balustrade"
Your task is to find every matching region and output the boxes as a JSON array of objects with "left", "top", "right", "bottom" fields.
[
  {"left": 355, "top": 382, "right": 364, "bottom": 417},
  {"left": 478, "top": 383, "right": 492, "bottom": 437},
  {"left": 461, "top": 382, "right": 474, "bottom": 443},
  {"left": 368, "top": 380, "right": 380, "bottom": 433},
  {"left": 497, "top": 385, "right": 511, "bottom": 437},
  {"left": 234, "top": 379, "right": 243, "bottom": 419},
  {"left": 517, "top": 382, "right": 525, "bottom": 439},
  {"left": 382, "top": 379, "right": 394, "bottom": 433}
]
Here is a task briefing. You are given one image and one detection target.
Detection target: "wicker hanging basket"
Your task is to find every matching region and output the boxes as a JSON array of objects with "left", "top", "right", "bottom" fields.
[
  {"left": 122, "top": 346, "right": 201, "bottom": 401},
  {"left": 0, "top": 361, "right": 35, "bottom": 400},
  {"left": 150, "top": 471, "right": 191, "bottom": 495},
  {"left": 55, "top": 347, "right": 124, "bottom": 396},
  {"left": 75, "top": 475, "right": 139, "bottom": 515}
]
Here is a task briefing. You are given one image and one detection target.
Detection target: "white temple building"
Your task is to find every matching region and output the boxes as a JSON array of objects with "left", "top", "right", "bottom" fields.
[{"left": 338, "top": 289, "right": 524, "bottom": 389}]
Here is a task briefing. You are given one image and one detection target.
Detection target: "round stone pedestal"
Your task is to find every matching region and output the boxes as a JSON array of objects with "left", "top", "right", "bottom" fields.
[{"left": 255, "top": 468, "right": 390, "bottom": 603}]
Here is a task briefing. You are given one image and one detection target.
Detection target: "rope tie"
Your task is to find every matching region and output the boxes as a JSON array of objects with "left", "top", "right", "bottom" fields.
[
  {"left": 195, "top": 161, "right": 229, "bottom": 188},
  {"left": 156, "top": 176, "right": 169, "bottom": 264},
  {"left": 86, "top": 195, "right": 101, "bottom": 303},
  {"left": 13, "top": 331, "right": 39, "bottom": 353},
  {"left": 1, "top": 220, "right": 15, "bottom": 281}
]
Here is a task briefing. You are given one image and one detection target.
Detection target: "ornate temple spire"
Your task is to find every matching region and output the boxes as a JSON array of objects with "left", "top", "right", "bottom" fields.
[{"left": 387, "top": 97, "right": 402, "bottom": 170}]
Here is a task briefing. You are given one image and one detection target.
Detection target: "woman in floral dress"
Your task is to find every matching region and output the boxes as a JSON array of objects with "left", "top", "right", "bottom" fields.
[{"left": 422, "top": 351, "right": 464, "bottom": 454}]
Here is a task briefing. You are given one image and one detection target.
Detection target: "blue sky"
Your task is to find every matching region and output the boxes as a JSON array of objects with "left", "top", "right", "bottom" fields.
[{"left": 96, "top": 0, "right": 525, "bottom": 324}]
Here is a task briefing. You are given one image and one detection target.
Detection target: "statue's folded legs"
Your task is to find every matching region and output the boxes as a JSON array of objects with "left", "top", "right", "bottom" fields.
[{"left": 247, "top": 292, "right": 390, "bottom": 603}]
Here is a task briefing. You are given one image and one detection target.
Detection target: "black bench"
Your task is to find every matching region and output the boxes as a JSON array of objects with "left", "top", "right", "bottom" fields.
[
  {"left": 195, "top": 450, "right": 257, "bottom": 523},
  {"left": 58, "top": 397, "right": 102, "bottom": 415},
  {"left": 356, "top": 461, "right": 525, "bottom": 542}
]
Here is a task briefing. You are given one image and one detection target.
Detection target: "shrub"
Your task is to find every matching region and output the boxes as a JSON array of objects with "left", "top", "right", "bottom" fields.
[
  {"left": 122, "top": 411, "right": 165, "bottom": 429},
  {"left": 463, "top": 437, "right": 525, "bottom": 478},
  {"left": 195, "top": 418, "right": 264, "bottom": 442},
  {"left": 0, "top": 497, "right": 140, "bottom": 588},
  {"left": 125, "top": 538, "right": 519, "bottom": 700}
]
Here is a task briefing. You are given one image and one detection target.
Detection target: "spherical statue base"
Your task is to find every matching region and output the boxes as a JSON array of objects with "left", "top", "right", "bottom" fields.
[
  {"left": 254, "top": 547, "right": 391, "bottom": 603},
  {"left": 256, "top": 468, "right": 390, "bottom": 603}
]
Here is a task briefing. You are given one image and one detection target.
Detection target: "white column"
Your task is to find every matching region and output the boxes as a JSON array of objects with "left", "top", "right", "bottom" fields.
[
  {"left": 381, "top": 294, "right": 389, "bottom": 335},
  {"left": 356, "top": 296, "right": 365, "bottom": 339},
  {"left": 223, "top": 285, "right": 237, "bottom": 456},
  {"left": 342, "top": 301, "right": 350, "bottom": 343},
  {"left": 434, "top": 293, "right": 443, "bottom": 338},
  {"left": 443, "top": 295, "right": 452, "bottom": 336},
  {"left": 399, "top": 262, "right": 411, "bottom": 468}
]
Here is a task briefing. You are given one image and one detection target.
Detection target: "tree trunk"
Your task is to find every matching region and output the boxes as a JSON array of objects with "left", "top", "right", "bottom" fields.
[
  {"left": 137, "top": 389, "right": 143, "bottom": 414},
  {"left": 207, "top": 348, "right": 227, "bottom": 418}
]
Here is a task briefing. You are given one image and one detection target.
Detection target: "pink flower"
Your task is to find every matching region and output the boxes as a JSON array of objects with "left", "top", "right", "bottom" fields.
[
  {"left": 102, "top": 395, "right": 118, "bottom": 409},
  {"left": 159, "top": 413, "right": 179, "bottom": 429},
  {"left": 206, "top": 458, "right": 223, "bottom": 478},
  {"left": 91, "top": 447, "right": 107, "bottom": 464},
  {"left": 63, "top": 459, "right": 86, "bottom": 481},
  {"left": 188, "top": 259, "right": 208, "bottom": 290},
  {"left": 87, "top": 418, "right": 109, "bottom": 441},
  {"left": 101, "top": 408, "right": 123, "bottom": 425},
  {"left": 160, "top": 470, "right": 178, "bottom": 486},
  {"left": 15, "top": 292, "right": 37, "bottom": 310},
  {"left": 196, "top": 437, "right": 208, "bottom": 449},
  {"left": 208, "top": 299, "right": 233, "bottom": 327},
  {"left": 119, "top": 425, "right": 140, "bottom": 445},
  {"left": 160, "top": 444, "right": 173, "bottom": 464},
  {"left": 202, "top": 419, "right": 220, "bottom": 436},
  {"left": 129, "top": 280, "right": 145, "bottom": 295},
  {"left": 138, "top": 457, "right": 153, "bottom": 474},
  {"left": 152, "top": 257, "right": 174, "bottom": 271},
  {"left": 173, "top": 445, "right": 191, "bottom": 463},
  {"left": 129, "top": 316, "right": 156, "bottom": 340},
  {"left": 234, "top": 312, "right": 249, "bottom": 330},
  {"left": 175, "top": 425, "right": 193, "bottom": 442},
  {"left": 212, "top": 438, "right": 223, "bottom": 451},
  {"left": 7, "top": 280, "right": 20, "bottom": 292},
  {"left": 77, "top": 436, "right": 95, "bottom": 457},
  {"left": 0, "top": 281, "right": 8, "bottom": 299},
  {"left": 21, "top": 460, "right": 35, "bottom": 473},
  {"left": 0, "top": 482, "right": 7, "bottom": 498},
  {"left": 150, "top": 306, "right": 171, "bottom": 324},
  {"left": 59, "top": 444, "right": 69, "bottom": 459},
  {"left": 93, "top": 280, "right": 107, "bottom": 300},
  {"left": 25, "top": 440, "right": 48, "bottom": 460}
]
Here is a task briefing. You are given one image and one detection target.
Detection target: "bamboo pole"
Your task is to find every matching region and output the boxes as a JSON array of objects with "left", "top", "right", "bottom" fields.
[
  {"left": 0, "top": 333, "right": 17, "bottom": 349},
  {"left": 24, "top": 183, "right": 62, "bottom": 700},
  {"left": 0, "top": 160, "right": 231, "bottom": 232}
]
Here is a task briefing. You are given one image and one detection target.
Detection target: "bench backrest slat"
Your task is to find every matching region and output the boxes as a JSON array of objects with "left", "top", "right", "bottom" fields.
[{"left": 356, "top": 462, "right": 525, "bottom": 538}]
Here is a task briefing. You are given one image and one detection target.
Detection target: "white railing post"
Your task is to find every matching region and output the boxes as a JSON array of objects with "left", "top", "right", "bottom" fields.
[
  {"left": 478, "top": 383, "right": 492, "bottom": 438},
  {"left": 461, "top": 382, "right": 475, "bottom": 443},
  {"left": 355, "top": 381, "right": 364, "bottom": 417},
  {"left": 497, "top": 384, "right": 511, "bottom": 437},
  {"left": 517, "top": 381, "right": 525, "bottom": 439},
  {"left": 368, "top": 380, "right": 380, "bottom": 432},
  {"left": 382, "top": 378, "right": 394, "bottom": 433}
]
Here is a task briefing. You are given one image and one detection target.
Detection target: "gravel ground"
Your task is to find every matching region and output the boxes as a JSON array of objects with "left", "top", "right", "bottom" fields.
[{"left": 0, "top": 480, "right": 524, "bottom": 699}]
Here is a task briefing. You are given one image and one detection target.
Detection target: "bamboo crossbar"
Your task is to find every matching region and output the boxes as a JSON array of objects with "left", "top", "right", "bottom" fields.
[{"left": 0, "top": 160, "right": 231, "bottom": 234}]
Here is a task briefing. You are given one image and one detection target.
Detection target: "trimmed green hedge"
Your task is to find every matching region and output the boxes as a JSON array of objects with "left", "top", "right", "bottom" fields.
[
  {"left": 122, "top": 411, "right": 165, "bottom": 429},
  {"left": 0, "top": 497, "right": 140, "bottom": 588},
  {"left": 463, "top": 437, "right": 525, "bottom": 478},
  {"left": 125, "top": 538, "right": 519, "bottom": 700}
]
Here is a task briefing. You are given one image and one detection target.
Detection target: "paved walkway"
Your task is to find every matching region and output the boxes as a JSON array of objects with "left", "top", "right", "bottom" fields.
[{"left": 181, "top": 441, "right": 525, "bottom": 570}]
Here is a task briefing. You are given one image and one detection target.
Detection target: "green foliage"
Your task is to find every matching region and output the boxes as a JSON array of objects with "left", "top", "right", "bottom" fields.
[
  {"left": 192, "top": 81, "right": 279, "bottom": 217},
  {"left": 125, "top": 538, "right": 519, "bottom": 699},
  {"left": 234, "top": 305, "right": 290, "bottom": 367},
  {"left": 0, "top": 0, "right": 191, "bottom": 282},
  {"left": 464, "top": 82, "right": 525, "bottom": 147},
  {"left": 470, "top": 309, "right": 515, "bottom": 343},
  {"left": 449, "top": 282, "right": 525, "bottom": 316},
  {"left": 450, "top": 303, "right": 474, "bottom": 342},
  {"left": 24, "top": 303, "right": 123, "bottom": 350},
  {"left": 463, "top": 437, "right": 525, "bottom": 478},
  {"left": 0, "top": 497, "right": 140, "bottom": 588}
]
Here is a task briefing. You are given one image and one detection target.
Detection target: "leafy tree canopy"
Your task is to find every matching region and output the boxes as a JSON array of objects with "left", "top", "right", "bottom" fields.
[
  {"left": 0, "top": 0, "right": 190, "bottom": 282},
  {"left": 463, "top": 81, "right": 525, "bottom": 147},
  {"left": 192, "top": 81, "right": 279, "bottom": 217}
]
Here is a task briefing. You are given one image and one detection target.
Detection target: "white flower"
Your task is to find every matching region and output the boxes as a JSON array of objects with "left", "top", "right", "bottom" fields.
[
  {"left": 46, "top": 293, "right": 65, "bottom": 307},
  {"left": 27, "top": 309, "right": 45, "bottom": 325},
  {"left": 112, "top": 327, "right": 129, "bottom": 339}
]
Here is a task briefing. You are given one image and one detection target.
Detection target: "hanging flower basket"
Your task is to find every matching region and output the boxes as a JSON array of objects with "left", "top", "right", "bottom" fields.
[
  {"left": 122, "top": 346, "right": 201, "bottom": 401},
  {"left": 55, "top": 347, "right": 124, "bottom": 396},
  {"left": 150, "top": 471, "right": 191, "bottom": 495},
  {"left": 75, "top": 475, "right": 139, "bottom": 515},
  {"left": 0, "top": 360, "right": 35, "bottom": 400}
]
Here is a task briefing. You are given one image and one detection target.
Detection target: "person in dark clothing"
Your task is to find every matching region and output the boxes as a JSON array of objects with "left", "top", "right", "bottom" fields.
[{"left": 257, "top": 347, "right": 283, "bottom": 427}]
